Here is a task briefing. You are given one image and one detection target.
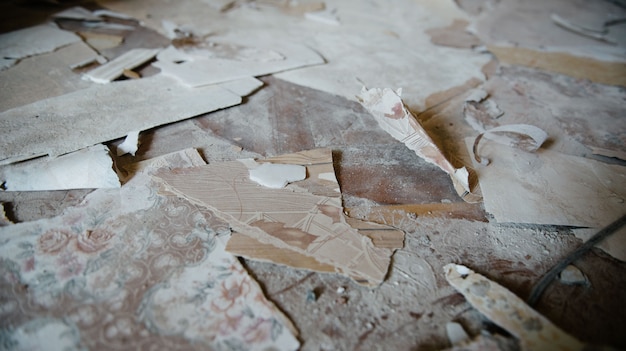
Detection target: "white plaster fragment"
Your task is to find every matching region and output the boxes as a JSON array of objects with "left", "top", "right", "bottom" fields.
[
  {"left": 0, "top": 203, "right": 14, "bottom": 226},
  {"left": 465, "top": 88, "right": 488, "bottom": 102},
  {"left": 248, "top": 163, "right": 306, "bottom": 189},
  {"left": 1, "top": 144, "right": 120, "bottom": 191},
  {"left": 117, "top": 131, "right": 141, "bottom": 156},
  {"left": 305, "top": 9, "right": 341, "bottom": 26},
  {"left": 446, "top": 322, "right": 470, "bottom": 345},
  {"left": 559, "top": 265, "right": 588, "bottom": 285}
]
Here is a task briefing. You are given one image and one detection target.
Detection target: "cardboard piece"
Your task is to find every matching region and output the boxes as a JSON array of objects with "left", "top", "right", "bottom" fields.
[
  {"left": 154, "top": 148, "right": 403, "bottom": 286},
  {"left": 1, "top": 144, "right": 120, "bottom": 191},
  {"left": 0, "top": 74, "right": 242, "bottom": 165},
  {"left": 0, "top": 149, "right": 300, "bottom": 350},
  {"left": 466, "top": 138, "right": 626, "bottom": 227},
  {"left": 445, "top": 264, "right": 585, "bottom": 351}
]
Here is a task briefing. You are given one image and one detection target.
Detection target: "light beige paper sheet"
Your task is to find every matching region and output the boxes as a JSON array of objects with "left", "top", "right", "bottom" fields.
[{"left": 467, "top": 138, "right": 626, "bottom": 227}]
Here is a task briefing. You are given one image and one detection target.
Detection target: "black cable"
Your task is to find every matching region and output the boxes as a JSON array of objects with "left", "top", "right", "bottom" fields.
[{"left": 526, "top": 214, "right": 626, "bottom": 306}]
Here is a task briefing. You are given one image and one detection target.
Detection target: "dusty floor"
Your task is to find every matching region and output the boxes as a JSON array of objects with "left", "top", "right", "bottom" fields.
[{"left": 1, "top": 1, "right": 625, "bottom": 350}]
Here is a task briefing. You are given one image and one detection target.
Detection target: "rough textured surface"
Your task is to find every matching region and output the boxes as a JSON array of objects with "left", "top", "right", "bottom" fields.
[{"left": 1, "top": 1, "right": 625, "bottom": 350}]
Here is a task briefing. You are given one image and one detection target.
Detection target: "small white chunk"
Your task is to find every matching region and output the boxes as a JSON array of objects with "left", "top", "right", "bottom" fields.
[
  {"left": 249, "top": 163, "right": 306, "bottom": 188},
  {"left": 559, "top": 265, "right": 588, "bottom": 285},
  {"left": 455, "top": 264, "right": 471, "bottom": 276},
  {"left": 446, "top": 322, "right": 470, "bottom": 345},
  {"left": 117, "top": 131, "right": 140, "bottom": 156}
]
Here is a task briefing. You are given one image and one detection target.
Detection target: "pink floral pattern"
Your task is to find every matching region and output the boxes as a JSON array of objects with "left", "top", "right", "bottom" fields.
[{"left": 0, "top": 163, "right": 299, "bottom": 350}]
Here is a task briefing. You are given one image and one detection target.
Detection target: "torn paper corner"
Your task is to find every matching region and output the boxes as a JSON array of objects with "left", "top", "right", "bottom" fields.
[
  {"left": 1, "top": 144, "right": 120, "bottom": 191},
  {"left": 444, "top": 264, "right": 585, "bottom": 351},
  {"left": 357, "top": 86, "right": 476, "bottom": 202},
  {"left": 244, "top": 161, "right": 307, "bottom": 188},
  {"left": 117, "top": 131, "right": 141, "bottom": 156}
]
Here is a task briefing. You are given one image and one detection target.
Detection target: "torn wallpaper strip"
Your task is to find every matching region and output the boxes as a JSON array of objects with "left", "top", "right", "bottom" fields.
[
  {"left": 444, "top": 264, "right": 585, "bottom": 351},
  {"left": 471, "top": 124, "right": 548, "bottom": 165},
  {"left": 0, "top": 149, "right": 300, "bottom": 350},
  {"left": 357, "top": 87, "right": 477, "bottom": 202},
  {"left": 154, "top": 148, "right": 403, "bottom": 286}
]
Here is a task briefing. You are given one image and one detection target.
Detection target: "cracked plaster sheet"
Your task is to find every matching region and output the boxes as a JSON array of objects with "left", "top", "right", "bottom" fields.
[
  {"left": 98, "top": 0, "right": 491, "bottom": 111},
  {"left": 154, "top": 148, "right": 401, "bottom": 286},
  {"left": 0, "top": 149, "right": 300, "bottom": 350},
  {"left": 466, "top": 138, "right": 626, "bottom": 227},
  {"left": 84, "top": 48, "right": 161, "bottom": 83},
  {"left": 1, "top": 144, "right": 120, "bottom": 191},
  {"left": 153, "top": 39, "right": 324, "bottom": 87},
  {"left": 0, "top": 23, "right": 81, "bottom": 70},
  {"left": 357, "top": 87, "right": 474, "bottom": 202},
  {"left": 0, "top": 41, "right": 98, "bottom": 113},
  {"left": 445, "top": 264, "right": 585, "bottom": 351},
  {"left": 0, "top": 74, "right": 242, "bottom": 165},
  {"left": 470, "top": 0, "right": 626, "bottom": 62}
]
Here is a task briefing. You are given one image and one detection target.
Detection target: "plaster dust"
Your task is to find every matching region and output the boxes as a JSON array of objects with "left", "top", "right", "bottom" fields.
[{"left": 240, "top": 214, "right": 588, "bottom": 350}]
